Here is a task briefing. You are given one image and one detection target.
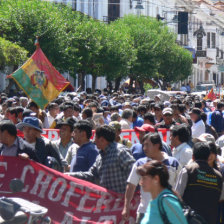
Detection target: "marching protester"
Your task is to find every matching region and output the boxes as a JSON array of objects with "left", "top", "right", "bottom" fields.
[
  {"left": 17, "top": 117, "right": 63, "bottom": 171},
  {"left": 122, "top": 133, "right": 180, "bottom": 223},
  {"left": 51, "top": 117, "right": 76, "bottom": 171},
  {"left": 69, "top": 120, "right": 98, "bottom": 172},
  {"left": 137, "top": 160, "right": 187, "bottom": 224},
  {"left": 170, "top": 124, "right": 193, "bottom": 167},
  {"left": 66, "top": 125, "right": 135, "bottom": 193},
  {"left": 175, "top": 142, "right": 223, "bottom": 224},
  {"left": 0, "top": 120, "right": 38, "bottom": 161}
]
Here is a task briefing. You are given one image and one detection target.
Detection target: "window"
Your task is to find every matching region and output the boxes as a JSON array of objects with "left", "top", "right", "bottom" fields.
[
  {"left": 207, "top": 32, "right": 210, "bottom": 48},
  {"left": 212, "top": 33, "right": 216, "bottom": 48},
  {"left": 197, "top": 37, "right": 202, "bottom": 50}
]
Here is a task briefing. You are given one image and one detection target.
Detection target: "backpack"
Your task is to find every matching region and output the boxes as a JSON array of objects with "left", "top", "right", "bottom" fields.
[{"left": 158, "top": 192, "right": 207, "bottom": 224}]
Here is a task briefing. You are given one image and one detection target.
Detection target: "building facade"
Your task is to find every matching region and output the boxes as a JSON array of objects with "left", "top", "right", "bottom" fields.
[{"left": 51, "top": 0, "right": 224, "bottom": 90}]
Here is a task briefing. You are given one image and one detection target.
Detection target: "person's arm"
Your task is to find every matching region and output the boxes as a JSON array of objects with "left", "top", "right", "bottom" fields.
[
  {"left": 174, "top": 167, "right": 188, "bottom": 197},
  {"left": 65, "top": 155, "right": 100, "bottom": 183},
  {"left": 122, "top": 183, "right": 136, "bottom": 221}
]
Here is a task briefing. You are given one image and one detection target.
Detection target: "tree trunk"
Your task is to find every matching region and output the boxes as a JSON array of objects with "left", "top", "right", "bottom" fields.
[
  {"left": 107, "top": 81, "right": 113, "bottom": 92},
  {"left": 115, "top": 77, "right": 121, "bottom": 92},
  {"left": 139, "top": 80, "right": 145, "bottom": 94},
  {"left": 92, "top": 75, "right": 96, "bottom": 92},
  {"left": 162, "top": 79, "right": 167, "bottom": 90},
  {"left": 128, "top": 77, "right": 134, "bottom": 93},
  {"left": 78, "top": 72, "right": 86, "bottom": 91}
]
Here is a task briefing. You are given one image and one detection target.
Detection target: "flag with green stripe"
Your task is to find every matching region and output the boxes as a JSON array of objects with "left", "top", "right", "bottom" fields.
[{"left": 9, "top": 46, "right": 70, "bottom": 109}]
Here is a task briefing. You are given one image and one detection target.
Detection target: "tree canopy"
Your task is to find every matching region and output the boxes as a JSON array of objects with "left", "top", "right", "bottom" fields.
[
  {"left": 0, "top": 0, "right": 193, "bottom": 91},
  {"left": 0, "top": 37, "right": 28, "bottom": 70}
]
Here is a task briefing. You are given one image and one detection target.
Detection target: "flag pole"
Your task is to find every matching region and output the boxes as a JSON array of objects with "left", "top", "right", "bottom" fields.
[{"left": 34, "top": 36, "right": 40, "bottom": 49}]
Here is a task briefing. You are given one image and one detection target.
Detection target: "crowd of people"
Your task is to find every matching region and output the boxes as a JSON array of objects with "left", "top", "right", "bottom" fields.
[{"left": 0, "top": 89, "right": 224, "bottom": 224}]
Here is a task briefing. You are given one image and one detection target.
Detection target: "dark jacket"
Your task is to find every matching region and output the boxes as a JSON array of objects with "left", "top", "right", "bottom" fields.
[
  {"left": 35, "top": 137, "right": 63, "bottom": 172},
  {"left": 183, "top": 160, "right": 223, "bottom": 224},
  {"left": 0, "top": 137, "right": 39, "bottom": 162}
]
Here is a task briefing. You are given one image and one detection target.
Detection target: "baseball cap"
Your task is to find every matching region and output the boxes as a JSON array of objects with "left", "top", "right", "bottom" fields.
[
  {"left": 135, "top": 124, "right": 155, "bottom": 132},
  {"left": 193, "top": 133, "right": 215, "bottom": 144},
  {"left": 109, "top": 121, "right": 121, "bottom": 131},
  {"left": 162, "top": 108, "right": 173, "bottom": 115}
]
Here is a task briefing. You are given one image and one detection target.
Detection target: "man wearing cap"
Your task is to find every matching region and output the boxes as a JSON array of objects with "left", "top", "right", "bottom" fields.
[
  {"left": 109, "top": 121, "right": 132, "bottom": 148},
  {"left": 156, "top": 108, "right": 176, "bottom": 129},
  {"left": 69, "top": 120, "right": 98, "bottom": 172},
  {"left": 0, "top": 120, "right": 38, "bottom": 161},
  {"left": 154, "top": 103, "right": 163, "bottom": 124},
  {"left": 51, "top": 117, "right": 76, "bottom": 171},
  {"left": 190, "top": 108, "right": 205, "bottom": 138},
  {"left": 131, "top": 124, "right": 172, "bottom": 160},
  {"left": 211, "top": 102, "right": 224, "bottom": 137},
  {"left": 17, "top": 117, "right": 63, "bottom": 171}
]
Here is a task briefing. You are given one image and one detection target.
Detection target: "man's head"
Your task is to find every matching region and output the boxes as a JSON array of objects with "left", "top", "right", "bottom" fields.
[
  {"left": 170, "top": 124, "right": 190, "bottom": 147},
  {"left": 135, "top": 124, "right": 155, "bottom": 144},
  {"left": 142, "top": 133, "right": 162, "bottom": 159},
  {"left": 154, "top": 103, "right": 163, "bottom": 117},
  {"left": 82, "top": 107, "right": 93, "bottom": 120},
  {"left": 162, "top": 108, "right": 173, "bottom": 125},
  {"left": 122, "top": 109, "right": 133, "bottom": 122},
  {"left": 0, "top": 120, "right": 17, "bottom": 146},
  {"left": 143, "top": 112, "right": 155, "bottom": 125},
  {"left": 110, "top": 112, "right": 121, "bottom": 122},
  {"left": 27, "top": 101, "right": 39, "bottom": 114},
  {"left": 48, "top": 103, "right": 59, "bottom": 118},
  {"left": 5, "top": 107, "right": 18, "bottom": 124},
  {"left": 63, "top": 102, "right": 74, "bottom": 119},
  {"left": 73, "top": 120, "right": 93, "bottom": 146},
  {"left": 217, "top": 102, "right": 224, "bottom": 111},
  {"left": 189, "top": 108, "right": 201, "bottom": 122},
  {"left": 95, "top": 125, "right": 115, "bottom": 150},
  {"left": 193, "top": 142, "right": 210, "bottom": 161},
  {"left": 17, "top": 117, "right": 42, "bottom": 143},
  {"left": 19, "top": 97, "right": 28, "bottom": 108},
  {"left": 57, "top": 117, "right": 77, "bottom": 141},
  {"left": 109, "top": 121, "right": 122, "bottom": 141}
]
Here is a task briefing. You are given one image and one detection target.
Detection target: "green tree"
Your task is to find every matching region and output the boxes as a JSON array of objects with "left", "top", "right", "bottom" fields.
[
  {"left": 0, "top": 0, "right": 81, "bottom": 75},
  {"left": 112, "top": 15, "right": 192, "bottom": 92},
  {"left": 0, "top": 37, "right": 27, "bottom": 70}
]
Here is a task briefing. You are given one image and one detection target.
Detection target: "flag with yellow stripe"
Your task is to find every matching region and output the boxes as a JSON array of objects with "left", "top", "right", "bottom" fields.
[{"left": 9, "top": 46, "right": 70, "bottom": 109}]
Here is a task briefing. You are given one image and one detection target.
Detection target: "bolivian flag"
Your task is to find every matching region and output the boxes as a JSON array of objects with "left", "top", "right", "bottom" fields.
[
  {"left": 204, "top": 88, "right": 217, "bottom": 101},
  {"left": 9, "top": 46, "right": 70, "bottom": 109}
]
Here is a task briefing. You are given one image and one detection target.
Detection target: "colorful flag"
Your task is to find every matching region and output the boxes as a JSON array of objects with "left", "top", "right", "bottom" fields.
[
  {"left": 204, "top": 88, "right": 217, "bottom": 101},
  {"left": 9, "top": 45, "right": 70, "bottom": 109}
]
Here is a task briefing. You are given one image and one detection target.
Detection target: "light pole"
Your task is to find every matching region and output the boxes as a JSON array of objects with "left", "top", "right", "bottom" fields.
[{"left": 132, "top": 0, "right": 144, "bottom": 16}]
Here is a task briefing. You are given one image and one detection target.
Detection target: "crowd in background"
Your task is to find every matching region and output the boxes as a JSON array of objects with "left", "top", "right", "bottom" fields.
[{"left": 0, "top": 89, "right": 224, "bottom": 224}]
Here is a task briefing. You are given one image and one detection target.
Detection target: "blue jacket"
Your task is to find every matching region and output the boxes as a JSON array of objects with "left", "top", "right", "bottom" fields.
[
  {"left": 71, "top": 142, "right": 99, "bottom": 172},
  {"left": 211, "top": 110, "right": 224, "bottom": 134}
]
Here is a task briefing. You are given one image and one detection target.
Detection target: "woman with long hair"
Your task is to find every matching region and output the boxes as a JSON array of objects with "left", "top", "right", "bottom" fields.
[{"left": 137, "top": 160, "right": 187, "bottom": 224}]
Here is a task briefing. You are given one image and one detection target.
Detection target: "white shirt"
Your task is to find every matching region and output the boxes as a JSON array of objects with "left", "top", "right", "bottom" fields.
[
  {"left": 127, "top": 153, "right": 180, "bottom": 213},
  {"left": 172, "top": 142, "right": 193, "bottom": 168},
  {"left": 120, "top": 119, "right": 132, "bottom": 130},
  {"left": 191, "top": 119, "right": 205, "bottom": 138},
  {"left": 47, "top": 112, "right": 55, "bottom": 127}
]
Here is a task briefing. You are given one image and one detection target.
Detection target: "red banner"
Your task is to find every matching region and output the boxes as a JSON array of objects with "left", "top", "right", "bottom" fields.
[
  {"left": 39, "top": 129, "right": 170, "bottom": 145},
  {"left": 0, "top": 157, "right": 139, "bottom": 224}
]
